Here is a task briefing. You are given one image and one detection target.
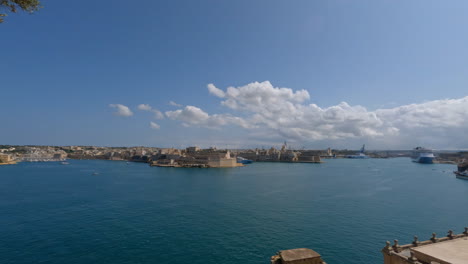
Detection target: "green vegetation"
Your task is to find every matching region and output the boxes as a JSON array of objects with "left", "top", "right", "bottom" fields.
[{"left": 0, "top": 0, "right": 41, "bottom": 23}]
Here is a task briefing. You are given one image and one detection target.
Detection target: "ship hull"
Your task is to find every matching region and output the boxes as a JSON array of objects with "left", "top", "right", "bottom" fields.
[
  {"left": 413, "top": 157, "right": 434, "bottom": 164},
  {"left": 236, "top": 157, "right": 253, "bottom": 164},
  {"left": 347, "top": 155, "right": 369, "bottom": 159},
  {"left": 454, "top": 171, "right": 468, "bottom": 180},
  {"left": 411, "top": 148, "right": 435, "bottom": 164}
]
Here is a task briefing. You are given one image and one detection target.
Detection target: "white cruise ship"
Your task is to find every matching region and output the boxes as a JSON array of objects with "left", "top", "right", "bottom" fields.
[{"left": 411, "top": 147, "right": 435, "bottom": 164}]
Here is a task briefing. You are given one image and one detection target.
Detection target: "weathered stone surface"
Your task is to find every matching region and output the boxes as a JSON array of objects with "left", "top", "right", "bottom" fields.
[
  {"left": 411, "top": 237, "right": 468, "bottom": 264},
  {"left": 279, "top": 248, "right": 323, "bottom": 264}
]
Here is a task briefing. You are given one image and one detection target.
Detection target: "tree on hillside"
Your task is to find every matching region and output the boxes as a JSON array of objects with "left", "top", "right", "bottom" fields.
[{"left": 0, "top": 0, "right": 41, "bottom": 23}]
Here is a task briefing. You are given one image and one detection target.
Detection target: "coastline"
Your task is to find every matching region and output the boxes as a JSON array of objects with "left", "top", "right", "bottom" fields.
[{"left": 0, "top": 161, "right": 17, "bottom": 166}]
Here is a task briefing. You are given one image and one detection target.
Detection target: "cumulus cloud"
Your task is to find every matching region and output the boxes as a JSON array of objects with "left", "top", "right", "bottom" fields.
[
  {"left": 137, "top": 103, "right": 164, "bottom": 120},
  {"left": 207, "top": 83, "right": 225, "bottom": 98},
  {"left": 115, "top": 81, "right": 468, "bottom": 148},
  {"left": 169, "top": 101, "right": 182, "bottom": 107},
  {"left": 376, "top": 97, "right": 468, "bottom": 129},
  {"left": 212, "top": 81, "right": 310, "bottom": 112},
  {"left": 153, "top": 110, "right": 164, "bottom": 120},
  {"left": 200, "top": 81, "right": 468, "bottom": 146},
  {"left": 109, "top": 104, "right": 133, "bottom": 117},
  {"left": 137, "top": 104, "right": 152, "bottom": 111},
  {"left": 165, "top": 105, "right": 251, "bottom": 129},
  {"left": 205, "top": 81, "right": 383, "bottom": 140},
  {"left": 150, "top": 121, "right": 160, "bottom": 130}
]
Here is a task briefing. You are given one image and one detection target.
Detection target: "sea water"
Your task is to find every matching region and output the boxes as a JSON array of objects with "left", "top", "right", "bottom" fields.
[{"left": 1, "top": 158, "right": 467, "bottom": 264}]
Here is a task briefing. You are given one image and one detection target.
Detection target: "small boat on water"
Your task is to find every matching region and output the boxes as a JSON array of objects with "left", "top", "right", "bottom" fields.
[
  {"left": 61, "top": 161, "right": 69, "bottom": 165},
  {"left": 411, "top": 147, "right": 435, "bottom": 164},
  {"left": 237, "top": 156, "right": 253, "bottom": 164}
]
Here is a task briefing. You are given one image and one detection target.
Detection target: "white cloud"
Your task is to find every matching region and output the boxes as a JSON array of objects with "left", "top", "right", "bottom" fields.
[
  {"left": 115, "top": 81, "right": 468, "bottom": 148},
  {"left": 207, "top": 83, "right": 226, "bottom": 98},
  {"left": 153, "top": 110, "right": 164, "bottom": 120},
  {"left": 376, "top": 97, "right": 468, "bottom": 129},
  {"left": 206, "top": 81, "right": 382, "bottom": 140},
  {"left": 165, "top": 105, "right": 251, "bottom": 129},
  {"left": 109, "top": 104, "right": 133, "bottom": 117},
  {"left": 200, "top": 81, "right": 468, "bottom": 147},
  {"left": 217, "top": 81, "right": 310, "bottom": 112},
  {"left": 169, "top": 101, "right": 182, "bottom": 107},
  {"left": 166, "top": 106, "right": 209, "bottom": 125},
  {"left": 150, "top": 121, "right": 160, "bottom": 130},
  {"left": 137, "top": 103, "right": 164, "bottom": 119},
  {"left": 137, "top": 104, "right": 152, "bottom": 111}
]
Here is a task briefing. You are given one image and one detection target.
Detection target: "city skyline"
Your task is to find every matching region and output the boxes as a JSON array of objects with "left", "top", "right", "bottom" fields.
[{"left": 2, "top": 0, "right": 468, "bottom": 149}]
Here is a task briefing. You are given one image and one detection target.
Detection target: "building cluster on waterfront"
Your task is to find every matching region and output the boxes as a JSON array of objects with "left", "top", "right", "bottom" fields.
[
  {"left": 0, "top": 143, "right": 326, "bottom": 168},
  {"left": 20, "top": 147, "right": 67, "bottom": 162},
  {"left": 150, "top": 142, "right": 329, "bottom": 167},
  {"left": 151, "top": 147, "right": 238, "bottom": 168},
  {"left": 233, "top": 143, "right": 326, "bottom": 163},
  {"left": 2, "top": 144, "right": 467, "bottom": 168}
]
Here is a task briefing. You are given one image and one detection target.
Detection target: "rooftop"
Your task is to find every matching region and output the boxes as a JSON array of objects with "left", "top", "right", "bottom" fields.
[
  {"left": 280, "top": 248, "right": 321, "bottom": 262},
  {"left": 411, "top": 237, "right": 468, "bottom": 264}
]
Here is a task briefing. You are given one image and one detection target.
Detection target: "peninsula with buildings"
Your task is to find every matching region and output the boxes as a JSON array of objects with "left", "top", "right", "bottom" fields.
[
  {"left": 1, "top": 144, "right": 467, "bottom": 168},
  {"left": 0, "top": 143, "right": 324, "bottom": 168}
]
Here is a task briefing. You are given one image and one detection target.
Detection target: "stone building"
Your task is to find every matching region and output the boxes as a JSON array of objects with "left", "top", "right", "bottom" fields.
[
  {"left": 270, "top": 228, "right": 468, "bottom": 264},
  {"left": 186, "top": 149, "right": 237, "bottom": 168},
  {"left": 186, "top": 146, "right": 201, "bottom": 153},
  {"left": 0, "top": 153, "right": 13, "bottom": 163},
  {"left": 257, "top": 147, "right": 281, "bottom": 161},
  {"left": 271, "top": 248, "right": 326, "bottom": 264},
  {"left": 151, "top": 148, "right": 239, "bottom": 168},
  {"left": 382, "top": 228, "right": 468, "bottom": 264},
  {"left": 297, "top": 150, "right": 323, "bottom": 163},
  {"left": 280, "top": 150, "right": 300, "bottom": 162},
  {"left": 52, "top": 153, "right": 67, "bottom": 160}
]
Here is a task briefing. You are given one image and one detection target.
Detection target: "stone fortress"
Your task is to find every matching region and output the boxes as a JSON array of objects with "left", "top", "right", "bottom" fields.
[{"left": 272, "top": 228, "right": 468, "bottom": 264}]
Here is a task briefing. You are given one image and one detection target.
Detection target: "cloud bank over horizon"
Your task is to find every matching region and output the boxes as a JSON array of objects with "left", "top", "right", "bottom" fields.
[{"left": 111, "top": 81, "right": 468, "bottom": 149}]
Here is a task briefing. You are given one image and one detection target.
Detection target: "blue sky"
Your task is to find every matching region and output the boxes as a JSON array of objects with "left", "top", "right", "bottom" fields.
[{"left": 2, "top": 0, "right": 468, "bottom": 149}]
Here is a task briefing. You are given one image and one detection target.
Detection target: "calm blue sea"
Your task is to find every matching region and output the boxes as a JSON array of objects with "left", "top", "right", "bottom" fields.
[{"left": 1, "top": 158, "right": 467, "bottom": 264}]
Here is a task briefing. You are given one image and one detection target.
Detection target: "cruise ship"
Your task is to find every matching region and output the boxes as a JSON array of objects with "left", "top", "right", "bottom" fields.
[
  {"left": 237, "top": 156, "right": 253, "bottom": 164},
  {"left": 411, "top": 147, "right": 435, "bottom": 164},
  {"left": 346, "top": 145, "right": 369, "bottom": 159}
]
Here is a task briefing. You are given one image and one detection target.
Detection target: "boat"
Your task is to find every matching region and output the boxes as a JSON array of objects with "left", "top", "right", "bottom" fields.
[
  {"left": 346, "top": 145, "right": 369, "bottom": 159},
  {"left": 237, "top": 156, "right": 253, "bottom": 164},
  {"left": 454, "top": 160, "right": 468, "bottom": 180},
  {"left": 61, "top": 161, "right": 69, "bottom": 165},
  {"left": 454, "top": 171, "right": 468, "bottom": 180},
  {"left": 411, "top": 147, "right": 435, "bottom": 164}
]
